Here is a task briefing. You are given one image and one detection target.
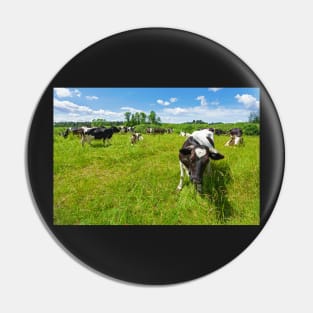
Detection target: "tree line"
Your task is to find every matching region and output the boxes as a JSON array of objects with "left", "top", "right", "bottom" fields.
[{"left": 124, "top": 111, "right": 161, "bottom": 126}]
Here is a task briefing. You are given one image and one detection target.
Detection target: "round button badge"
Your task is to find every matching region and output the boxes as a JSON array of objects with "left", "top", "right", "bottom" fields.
[{"left": 27, "top": 28, "right": 284, "bottom": 284}]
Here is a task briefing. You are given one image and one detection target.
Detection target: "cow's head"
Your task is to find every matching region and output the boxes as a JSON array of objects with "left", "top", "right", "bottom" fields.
[
  {"left": 112, "top": 126, "right": 120, "bottom": 133},
  {"left": 62, "top": 128, "right": 70, "bottom": 138},
  {"left": 179, "top": 144, "right": 224, "bottom": 193}
]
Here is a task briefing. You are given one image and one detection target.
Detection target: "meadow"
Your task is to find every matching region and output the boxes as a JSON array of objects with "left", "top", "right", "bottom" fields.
[{"left": 53, "top": 127, "right": 260, "bottom": 225}]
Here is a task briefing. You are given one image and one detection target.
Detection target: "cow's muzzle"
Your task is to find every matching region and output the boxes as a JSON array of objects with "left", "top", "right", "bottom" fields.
[{"left": 190, "top": 177, "right": 202, "bottom": 193}]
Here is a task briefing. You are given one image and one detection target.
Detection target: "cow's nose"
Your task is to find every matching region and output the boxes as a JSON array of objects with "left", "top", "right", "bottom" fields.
[{"left": 191, "top": 175, "right": 201, "bottom": 184}]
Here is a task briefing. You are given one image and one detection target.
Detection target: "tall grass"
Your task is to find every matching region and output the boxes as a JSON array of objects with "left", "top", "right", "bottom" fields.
[{"left": 54, "top": 128, "right": 259, "bottom": 225}]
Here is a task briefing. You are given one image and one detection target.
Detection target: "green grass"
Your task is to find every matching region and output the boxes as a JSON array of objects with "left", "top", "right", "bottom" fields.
[{"left": 54, "top": 128, "right": 259, "bottom": 225}]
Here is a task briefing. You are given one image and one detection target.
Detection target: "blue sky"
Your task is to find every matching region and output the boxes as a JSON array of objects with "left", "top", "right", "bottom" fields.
[{"left": 53, "top": 87, "right": 260, "bottom": 123}]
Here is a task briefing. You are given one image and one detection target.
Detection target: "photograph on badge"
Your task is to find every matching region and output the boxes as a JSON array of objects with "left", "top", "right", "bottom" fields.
[{"left": 53, "top": 87, "right": 260, "bottom": 225}]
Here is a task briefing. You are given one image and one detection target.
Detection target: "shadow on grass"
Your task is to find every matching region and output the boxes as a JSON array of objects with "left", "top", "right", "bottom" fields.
[
  {"left": 202, "top": 161, "right": 233, "bottom": 222},
  {"left": 87, "top": 142, "right": 112, "bottom": 148}
]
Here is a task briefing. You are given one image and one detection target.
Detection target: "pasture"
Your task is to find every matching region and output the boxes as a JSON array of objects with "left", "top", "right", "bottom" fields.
[{"left": 53, "top": 128, "right": 260, "bottom": 225}]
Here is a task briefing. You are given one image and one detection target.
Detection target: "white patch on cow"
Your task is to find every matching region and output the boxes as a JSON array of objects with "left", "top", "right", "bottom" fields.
[
  {"left": 209, "top": 147, "right": 218, "bottom": 154},
  {"left": 234, "top": 136, "right": 241, "bottom": 145},
  {"left": 195, "top": 148, "right": 207, "bottom": 158}
]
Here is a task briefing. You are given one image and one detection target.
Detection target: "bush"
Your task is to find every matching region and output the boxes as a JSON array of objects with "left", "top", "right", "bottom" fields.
[{"left": 243, "top": 124, "right": 259, "bottom": 136}]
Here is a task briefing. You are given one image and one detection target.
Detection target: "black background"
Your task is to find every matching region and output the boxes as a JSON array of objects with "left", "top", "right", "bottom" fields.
[{"left": 27, "top": 28, "right": 284, "bottom": 284}]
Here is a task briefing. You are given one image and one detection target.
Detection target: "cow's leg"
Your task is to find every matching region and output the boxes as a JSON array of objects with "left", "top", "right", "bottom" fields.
[
  {"left": 81, "top": 136, "right": 86, "bottom": 147},
  {"left": 177, "top": 161, "right": 185, "bottom": 191},
  {"left": 224, "top": 138, "right": 231, "bottom": 146}
]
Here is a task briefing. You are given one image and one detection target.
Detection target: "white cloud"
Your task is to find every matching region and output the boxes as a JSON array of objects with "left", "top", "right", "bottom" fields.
[
  {"left": 163, "top": 107, "right": 188, "bottom": 115},
  {"left": 73, "top": 89, "right": 81, "bottom": 97},
  {"left": 54, "top": 98, "right": 123, "bottom": 121},
  {"left": 157, "top": 98, "right": 176, "bottom": 106},
  {"left": 120, "top": 106, "right": 144, "bottom": 113},
  {"left": 54, "top": 88, "right": 81, "bottom": 98},
  {"left": 55, "top": 88, "right": 72, "bottom": 98},
  {"left": 208, "top": 88, "right": 222, "bottom": 92},
  {"left": 196, "top": 96, "right": 208, "bottom": 107},
  {"left": 235, "top": 94, "right": 259, "bottom": 109},
  {"left": 85, "top": 95, "right": 99, "bottom": 100},
  {"left": 160, "top": 105, "right": 251, "bottom": 123}
]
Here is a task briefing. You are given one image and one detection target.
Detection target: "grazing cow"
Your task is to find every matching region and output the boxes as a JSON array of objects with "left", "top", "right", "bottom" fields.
[
  {"left": 63, "top": 126, "right": 98, "bottom": 138},
  {"left": 166, "top": 128, "right": 174, "bottom": 134},
  {"left": 214, "top": 128, "right": 225, "bottom": 136},
  {"left": 146, "top": 127, "right": 154, "bottom": 134},
  {"left": 177, "top": 129, "right": 224, "bottom": 193},
  {"left": 225, "top": 128, "right": 243, "bottom": 146},
  {"left": 81, "top": 126, "right": 119, "bottom": 146},
  {"left": 179, "top": 131, "right": 191, "bottom": 137},
  {"left": 153, "top": 128, "right": 166, "bottom": 134},
  {"left": 119, "top": 126, "right": 127, "bottom": 133},
  {"left": 127, "top": 126, "right": 135, "bottom": 133},
  {"left": 130, "top": 132, "right": 143, "bottom": 145}
]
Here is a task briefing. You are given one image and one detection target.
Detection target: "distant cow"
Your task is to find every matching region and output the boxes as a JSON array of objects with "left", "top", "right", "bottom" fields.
[
  {"left": 119, "top": 126, "right": 135, "bottom": 133},
  {"left": 177, "top": 129, "right": 224, "bottom": 193},
  {"left": 130, "top": 133, "right": 143, "bottom": 145},
  {"left": 179, "top": 131, "right": 191, "bottom": 137},
  {"left": 153, "top": 128, "right": 166, "bottom": 134},
  {"left": 62, "top": 127, "right": 85, "bottom": 138},
  {"left": 81, "top": 126, "right": 119, "bottom": 146},
  {"left": 225, "top": 128, "right": 243, "bottom": 146},
  {"left": 146, "top": 127, "right": 154, "bottom": 134},
  {"left": 214, "top": 128, "right": 225, "bottom": 136}
]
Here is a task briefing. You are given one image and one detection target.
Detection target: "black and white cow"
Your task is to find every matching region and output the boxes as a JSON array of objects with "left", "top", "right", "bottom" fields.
[
  {"left": 63, "top": 127, "right": 84, "bottom": 138},
  {"left": 63, "top": 126, "right": 95, "bottom": 138},
  {"left": 225, "top": 128, "right": 243, "bottom": 146},
  {"left": 81, "top": 126, "right": 119, "bottom": 146},
  {"left": 130, "top": 132, "right": 143, "bottom": 145},
  {"left": 179, "top": 131, "right": 191, "bottom": 137},
  {"left": 177, "top": 129, "right": 224, "bottom": 193}
]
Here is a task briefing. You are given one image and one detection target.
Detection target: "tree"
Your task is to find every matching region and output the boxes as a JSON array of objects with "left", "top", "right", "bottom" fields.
[
  {"left": 91, "top": 118, "right": 106, "bottom": 127},
  {"left": 124, "top": 112, "right": 131, "bottom": 125},
  {"left": 140, "top": 112, "right": 147, "bottom": 124},
  {"left": 130, "top": 114, "right": 136, "bottom": 126},
  {"left": 148, "top": 111, "right": 156, "bottom": 124},
  {"left": 248, "top": 111, "right": 260, "bottom": 123},
  {"left": 134, "top": 112, "right": 140, "bottom": 125}
]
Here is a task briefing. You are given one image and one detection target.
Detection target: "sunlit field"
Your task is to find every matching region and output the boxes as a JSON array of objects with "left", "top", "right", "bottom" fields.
[{"left": 54, "top": 127, "right": 259, "bottom": 225}]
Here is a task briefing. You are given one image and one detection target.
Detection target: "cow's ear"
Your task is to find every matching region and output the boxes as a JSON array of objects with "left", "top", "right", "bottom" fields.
[
  {"left": 209, "top": 152, "right": 224, "bottom": 160},
  {"left": 180, "top": 148, "right": 192, "bottom": 155}
]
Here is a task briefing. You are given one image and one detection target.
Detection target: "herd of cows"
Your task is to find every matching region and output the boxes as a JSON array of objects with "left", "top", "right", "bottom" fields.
[{"left": 60, "top": 125, "right": 244, "bottom": 194}]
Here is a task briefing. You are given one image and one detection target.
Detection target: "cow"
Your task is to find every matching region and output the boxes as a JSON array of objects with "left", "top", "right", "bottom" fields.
[
  {"left": 225, "top": 128, "right": 243, "bottom": 146},
  {"left": 119, "top": 126, "right": 127, "bottom": 133},
  {"left": 63, "top": 126, "right": 98, "bottom": 138},
  {"left": 177, "top": 129, "right": 224, "bottom": 193},
  {"left": 62, "top": 127, "right": 85, "bottom": 138},
  {"left": 130, "top": 132, "right": 143, "bottom": 145},
  {"left": 214, "top": 128, "right": 225, "bottom": 136},
  {"left": 153, "top": 128, "right": 166, "bottom": 134},
  {"left": 81, "top": 126, "right": 119, "bottom": 146},
  {"left": 146, "top": 127, "right": 154, "bottom": 134},
  {"left": 179, "top": 131, "right": 191, "bottom": 137}
]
